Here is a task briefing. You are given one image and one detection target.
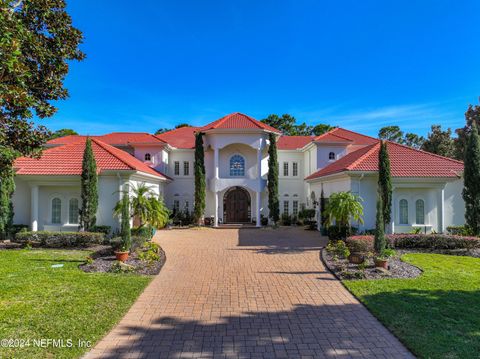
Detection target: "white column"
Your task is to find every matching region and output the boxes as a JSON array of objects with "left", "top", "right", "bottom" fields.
[
  {"left": 214, "top": 191, "right": 219, "bottom": 227},
  {"left": 31, "top": 185, "right": 39, "bottom": 232},
  {"left": 257, "top": 147, "right": 262, "bottom": 227},
  {"left": 439, "top": 187, "right": 445, "bottom": 233},
  {"left": 214, "top": 147, "right": 219, "bottom": 179}
]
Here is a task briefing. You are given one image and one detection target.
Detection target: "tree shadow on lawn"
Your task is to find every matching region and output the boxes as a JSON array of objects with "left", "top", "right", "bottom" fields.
[
  {"left": 350, "top": 288, "right": 480, "bottom": 358},
  {"left": 93, "top": 303, "right": 412, "bottom": 359},
  {"left": 235, "top": 227, "right": 327, "bottom": 255}
]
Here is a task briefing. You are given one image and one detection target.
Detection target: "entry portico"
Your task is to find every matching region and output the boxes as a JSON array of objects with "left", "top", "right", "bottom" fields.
[{"left": 200, "top": 113, "right": 281, "bottom": 227}]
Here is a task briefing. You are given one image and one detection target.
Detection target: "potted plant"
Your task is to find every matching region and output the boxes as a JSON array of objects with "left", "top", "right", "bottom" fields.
[
  {"left": 115, "top": 190, "right": 132, "bottom": 262},
  {"left": 374, "top": 248, "right": 395, "bottom": 269},
  {"left": 347, "top": 237, "right": 370, "bottom": 264}
]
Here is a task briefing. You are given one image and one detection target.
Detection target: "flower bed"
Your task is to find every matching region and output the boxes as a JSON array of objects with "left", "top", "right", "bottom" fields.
[{"left": 15, "top": 231, "right": 104, "bottom": 248}]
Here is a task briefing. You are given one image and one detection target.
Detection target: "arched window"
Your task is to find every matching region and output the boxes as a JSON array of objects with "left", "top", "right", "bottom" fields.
[
  {"left": 69, "top": 198, "right": 79, "bottom": 224},
  {"left": 328, "top": 152, "right": 335, "bottom": 160},
  {"left": 230, "top": 155, "right": 245, "bottom": 176},
  {"left": 399, "top": 199, "right": 408, "bottom": 224},
  {"left": 416, "top": 199, "right": 425, "bottom": 224},
  {"left": 52, "top": 198, "right": 62, "bottom": 224},
  {"left": 144, "top": 153, "right": 151, "bottom": 161}
]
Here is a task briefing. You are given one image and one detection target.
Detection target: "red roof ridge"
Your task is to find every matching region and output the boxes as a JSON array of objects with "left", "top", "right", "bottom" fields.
[
  {"left": 314, "top": 128, "right": 352, "bottom": 142},
  {"left": 385, "top": 140, "right": 464, "bottom": 165},
  {"left": 90, "top": 138, "right": 134, "bottom": 171},
  {"left": 333, "top": 127, "right": 379, "bottom": 142}
]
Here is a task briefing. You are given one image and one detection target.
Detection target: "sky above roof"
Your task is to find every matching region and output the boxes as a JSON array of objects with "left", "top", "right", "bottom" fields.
[{"left": 43, "top": 0, "right": 480, "bottom": 137}]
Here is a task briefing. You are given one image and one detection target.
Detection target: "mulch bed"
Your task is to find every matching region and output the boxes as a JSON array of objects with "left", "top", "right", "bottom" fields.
[
  {"left": 322, "top": 249, "right": 422, "bottom": 280},
  {"left": 80, "top": 245, "right": 166, "bottom": 276}
]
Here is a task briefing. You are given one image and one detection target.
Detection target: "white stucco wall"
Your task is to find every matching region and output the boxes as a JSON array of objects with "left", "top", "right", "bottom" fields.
[
  {"left": 278, "top": 150, "right": 306, "bottom": 215},
  {"left": 12, "top": 177, "right": 30, "bottom": 226},
  {"left": 316, "top": 145, "right": 348, "bottom": 170},
  {"left": 444, "top": 178, "right": 465, "bottom": 228}
]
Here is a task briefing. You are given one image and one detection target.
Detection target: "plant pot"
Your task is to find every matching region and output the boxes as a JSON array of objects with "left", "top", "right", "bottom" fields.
[
  {"left": 374, "top": 258, "right": 388, "bottom": 269},
  {"left": 115, "top": 251, "right": 129, "bottom": 262},
  {"left": 348, "top": 253, "right": 365, "bottom": 264}
]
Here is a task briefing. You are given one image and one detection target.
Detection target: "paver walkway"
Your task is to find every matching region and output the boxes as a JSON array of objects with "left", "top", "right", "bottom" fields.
[{"left": 86, "top": 227, "right": 413, "bottom": 358}]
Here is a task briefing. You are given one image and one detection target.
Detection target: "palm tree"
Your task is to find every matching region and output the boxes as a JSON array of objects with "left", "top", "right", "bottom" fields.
[
  {"left": 324, "top": 191, "right": 364, "bottom": 235},
  {"left": 114, "top": 182, "right": 170, "bottom": 229}
]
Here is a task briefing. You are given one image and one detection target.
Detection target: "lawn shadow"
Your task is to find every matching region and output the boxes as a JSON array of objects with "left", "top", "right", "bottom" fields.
[{"left": 90, "top": 303, "right": 412, "bottom": 358}]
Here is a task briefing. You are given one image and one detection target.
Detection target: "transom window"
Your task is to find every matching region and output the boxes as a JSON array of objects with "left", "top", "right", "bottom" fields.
[
  {"left": 52, "top": 198, "right": 62, "bottom": 224},
  {"left": 416, "top": 199, "right": 425, "bottom": 224},
  {"left": 292, "top": 162, "right": 298, "bottom": 176},
  {"left": 144, "top": 153, "right": 151, "bottom": 161},
  {"left": 230, "top": 155, "right": 245, "bottom": 176},
  {"left": 69, "top": 198, "right": 79, "bottom": 224},
  {"left": 399, "top": 199, "right": 408, "bottom": 224},
  {"left": 328, "top": 152, "right": 335, "bottom": 160}
]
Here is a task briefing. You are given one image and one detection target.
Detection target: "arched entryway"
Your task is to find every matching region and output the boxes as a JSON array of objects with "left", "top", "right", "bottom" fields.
[{"left": 223, "top": 187, "right": 251, "bottom": 223}]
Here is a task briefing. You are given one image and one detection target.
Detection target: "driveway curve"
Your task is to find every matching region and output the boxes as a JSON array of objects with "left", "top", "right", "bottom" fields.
[{"left": 86, "top": 227, "right": 413, "bottom": 358}]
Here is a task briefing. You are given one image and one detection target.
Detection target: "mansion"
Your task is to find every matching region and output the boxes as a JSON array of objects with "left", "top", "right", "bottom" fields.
[{"left": 12, "top": 112, "right": 465, "bottom": 233}]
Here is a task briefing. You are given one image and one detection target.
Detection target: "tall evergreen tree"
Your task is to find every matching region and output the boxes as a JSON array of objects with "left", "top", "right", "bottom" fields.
[
  {"left": 374, "top": 191, "right": 386, "bottom": 253},
  {"left": 320, "top": 188, "right": 327, "bottom": 229},
  {"left": 378, "top": 141, "right": 392, "bottom": 228},
  {"left": 193, "top": 132, "right": 206, "bottom": 224},
  {"left": 79, "top": 138, "right": 98, "bottom": 231},
  {"left": 463, "top": 122, "right": 480, "bottom": 235},
  {"left": 267, "top": 133, "right": 279, "bottom": 224},
  {"left": 0, "top": 169, "right": 14, "bottom": 239}
]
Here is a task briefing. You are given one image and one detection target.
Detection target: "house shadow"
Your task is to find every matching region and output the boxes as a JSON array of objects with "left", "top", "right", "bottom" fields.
[
  {"left": 234, "top": 227, "right": 327, "bottom": 254},
  {"left": 92, "top": 302, "right": 412, "bottom": 359}
]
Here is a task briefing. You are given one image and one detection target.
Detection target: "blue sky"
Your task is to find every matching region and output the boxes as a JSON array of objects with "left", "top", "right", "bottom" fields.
[{"left": 45, "top": 0, "right": 480, "bottom": 137}]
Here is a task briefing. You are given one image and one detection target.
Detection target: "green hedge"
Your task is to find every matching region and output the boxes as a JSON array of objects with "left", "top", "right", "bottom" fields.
[
  {"left": 446, "top": 225, "right": 472, "bottom": 236},
  {"left": 15, "top": 231, "right": 104, "bottom": 248},
  {"left": 346, "top": 233, "right": 480, "bottom": 252},
  {"left": 90, "top": 225, "right": 111, "bottom": 236}
]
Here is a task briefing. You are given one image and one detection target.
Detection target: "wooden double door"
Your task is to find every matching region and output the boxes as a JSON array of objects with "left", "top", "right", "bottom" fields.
[{"left": 224, "top": 187, "right": 250, "bottom": 223}]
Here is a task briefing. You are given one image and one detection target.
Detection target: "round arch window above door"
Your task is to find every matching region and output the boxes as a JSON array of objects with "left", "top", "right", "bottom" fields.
[{"left": 229, "top": 155, "right": 245, "bottom": 176}]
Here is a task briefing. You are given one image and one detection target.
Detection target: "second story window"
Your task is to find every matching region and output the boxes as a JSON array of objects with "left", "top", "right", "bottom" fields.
[
  {"left": 230, "top": 155, "right": 245, "bottom": 176},
  {"left": 174, "top": 161, "right": 180, "bottom": 176},
  {"left": 144, "top": 153, "right": 151, "bottom": 161},
  {"left": 292, "top": 162, "right": 298, "bottom": 176},
  {"left": 283, "top": 162, "right": 289, "bottom": 176},
  {"left": 183, "top": 161, "right": 190, "bottom": 176},
  {"left": 328, "top": 152, "right": 335, "bottom": 160}
]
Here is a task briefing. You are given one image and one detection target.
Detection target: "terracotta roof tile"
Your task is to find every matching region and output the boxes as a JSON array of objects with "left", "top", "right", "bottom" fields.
[
  {"left": 155, "top": 126, "right": 199, "bottom": 149},
  {"left": 15, "top": 138, "right": 169, "bottom": 179},
  {"left": 306, "top": 141, "right": 464, "bottom": 180},
  {"left": 48, "top": 132, "right": 166, "bottom": 146},
  {"left": 277, "top": 136, "right": 314, "bottom": 150},
  {"left": 200, "top": 113, "right": 282, "bottom": 134}
]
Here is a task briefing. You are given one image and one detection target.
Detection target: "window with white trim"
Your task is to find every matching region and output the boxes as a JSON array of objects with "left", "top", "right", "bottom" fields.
[
  {"left": 183, "top": 161, "right": 190, "bottom": 176},
  {"left": 283, "top": 201, "right": 289, "bottom": 215},
  {"left": 416, "top": 199, "right": 425, "bottom": 224},
  {"left": 173, "top": 200, "right": 180, "bottom": 213},
  {"left": 174, "top": 161, "right": 180, "bottom": 176},
  {"left": 52, "top": 198, "right": 62, "bottom": 224},
  {"left": 283, "top": 162, "right": 289, "bottom": 176},
  {"left": 144, "top": 153, "right": 151, "bottom": 161},
  {"left": 230, "top": 155, "right": 245, "bottom": 176},
  {"left": 69, "top": 198, "right": 79, "bottom": 224},
  {"left": 399, "top": 199, "right": 408, "bottom": 224},
  {"left": 292, "top": 162, "right": 298, "bottom": 176},
  {"left": 292, "top": 201, "right": 298, "bottom": 216},
  {"left": 328, "top": 152, "right": 335, "bottom": 160}
]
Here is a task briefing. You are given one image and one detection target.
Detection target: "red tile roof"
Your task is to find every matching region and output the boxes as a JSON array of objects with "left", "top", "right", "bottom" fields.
[
  {"left": 306, "top": 141, "right": 464, "bottom": 180},
  {"left": 277, "top": 136, "right": 314, "bottom": 150},
  {"left": 15, "top": 138, "right": 169, "bottom": 179},
  {"left": 48, "top": 132, "right": 167, "bottom": 146},
  {"left": 315, "top": 128, "right": 378, "bottom": 145},
  {"left": 200, "top": 113, "right": 282, "bottom": 134},
  {"left": 155, "top": 126, "right": 200, "bottom": 149}
]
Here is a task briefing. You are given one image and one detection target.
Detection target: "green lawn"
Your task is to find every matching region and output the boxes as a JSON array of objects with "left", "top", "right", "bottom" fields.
[
  {"left": 0, "top": 249, "right": 152, "bottom": 358},
  {"left": 344, "top": 253, "right": 480, "bottom": 359}
]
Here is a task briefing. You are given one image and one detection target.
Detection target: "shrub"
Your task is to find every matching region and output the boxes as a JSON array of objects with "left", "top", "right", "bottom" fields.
[
  {"left": 446, "top": 225, "right": 473, "bottom": 237},
  {"left": 327, "top": 225, "right": 358, "bottom": 241},
  {"left": 281, "top": 214, "right": 292, "bottom": 226},
  {"left": 10, "top": 224, "right": 29, "bottom": 235},
  {"left": 15, "top": 231, "right": 103, "bottom": 248},
  {"left": 326, "top": 240, "right": 350, "bottom": 259},
  {"left": 346, "top": 236, "right": 374, "bottom": 253},
  {"left": 346, "top": 234, "right": 480, "bottom": 251},
  {"left": 298, "top": 208, "right": 315, "bottom": 220},
  {"left": 131, "top": 225, "right": 153, "bottom": 239},
  {"left": 137, "top": 242, "right": 161, "bottom": 263},
  {"left": 90, "top": 225, "right": 111, "bottom": 236},
  {"left": 111, "top": 236, "right": 145, "bottom": 251},
  {"left": 260, "top": 215, "right": 268, "bottom": 226}
]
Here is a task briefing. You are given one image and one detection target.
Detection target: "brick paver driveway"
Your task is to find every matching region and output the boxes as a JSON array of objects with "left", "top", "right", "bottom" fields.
[{"left": 86, "top": 227, "right": 413, "bottom": 359}]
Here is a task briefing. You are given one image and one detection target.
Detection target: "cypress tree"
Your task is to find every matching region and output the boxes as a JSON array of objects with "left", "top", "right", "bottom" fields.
[
  {"left": 374, "top": 190, "right": 386, "bottom": 253},
  {"left": 320, "top": 188, "right": 327, "bottom": 231},
  {"left": 120, "top": 189, "right": 131, "bottom": 251},
  {"left": 0, "top": 170, "right": 15, "bottom": 239},
  {"left": 463, "top": 122, "right": 480, "bottom": 235},
  {"left": 267, "top": 133, "right": 280, "bottom": 224},
  {"left": 193, "top": 132, "right": 206, "bottom": 224},
  {"left": 378, "top": 140, "right": 392, "bottom": 229},
  {"left": 79, "top": 138, "right": 98, "bottom": 231}
]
